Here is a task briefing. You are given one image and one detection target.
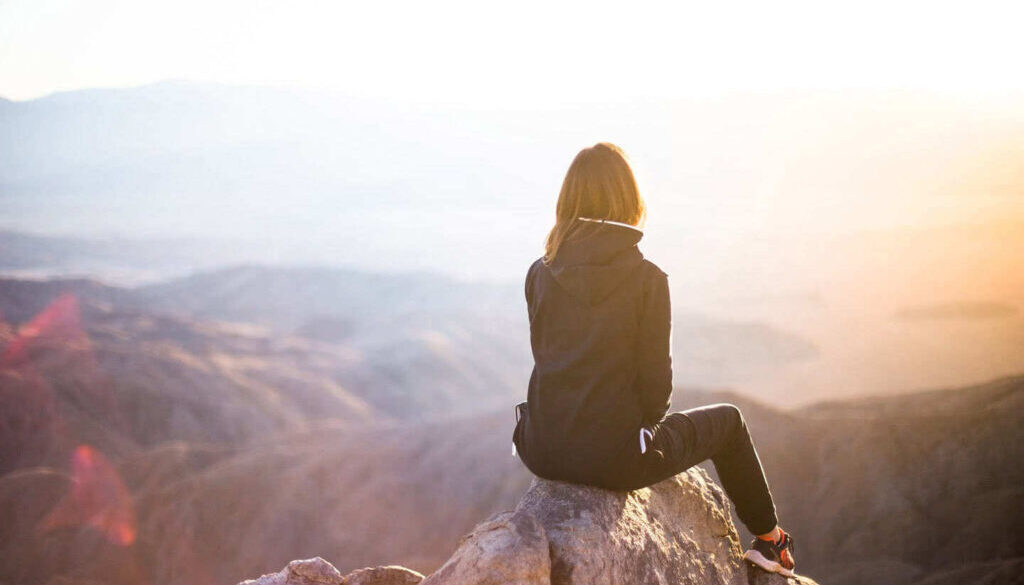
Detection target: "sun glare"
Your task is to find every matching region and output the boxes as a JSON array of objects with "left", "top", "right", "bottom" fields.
[{"left": 1, "top": 1, "right": 1023, "bottom": 102}]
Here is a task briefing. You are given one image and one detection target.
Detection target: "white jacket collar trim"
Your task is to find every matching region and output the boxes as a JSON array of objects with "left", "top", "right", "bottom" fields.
[{"left": 576, "top": 216, "right": 643, "bottom": 233}]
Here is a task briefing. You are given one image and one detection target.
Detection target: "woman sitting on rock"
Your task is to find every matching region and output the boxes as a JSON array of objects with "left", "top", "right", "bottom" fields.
[{"left": 512, "top": 142, "right": 796, "bottom": 577}]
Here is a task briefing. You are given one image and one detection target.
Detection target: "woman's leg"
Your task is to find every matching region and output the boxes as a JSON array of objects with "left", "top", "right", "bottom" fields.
[{"left": 646, "top": 403, "right": 779, "bottom": 535}]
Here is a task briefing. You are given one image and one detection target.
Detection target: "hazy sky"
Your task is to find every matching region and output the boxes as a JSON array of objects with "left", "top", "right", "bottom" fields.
[{"left": 2, "top": 0, "right": 1023, "bottom": 103}]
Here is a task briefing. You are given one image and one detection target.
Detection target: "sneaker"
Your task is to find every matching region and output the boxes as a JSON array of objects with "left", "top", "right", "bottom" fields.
[{"left": 743, "top": 529, "right": 796, "bottom": 577}]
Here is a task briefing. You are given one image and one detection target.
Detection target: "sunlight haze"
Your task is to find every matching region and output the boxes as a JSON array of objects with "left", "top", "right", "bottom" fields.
[
  {"left": 1, "top": 0, "right": 1022, "bottom": 403},
  {"left": 2, "top": 0, "right": 1024, "bottom": 103}
]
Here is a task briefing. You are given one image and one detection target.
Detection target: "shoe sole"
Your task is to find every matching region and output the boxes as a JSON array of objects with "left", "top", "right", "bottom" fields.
[{"left": 743, "top": 549, "right": 795, "bottom": 578}]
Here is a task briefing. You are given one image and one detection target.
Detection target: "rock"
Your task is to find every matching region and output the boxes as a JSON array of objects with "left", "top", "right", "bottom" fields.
[
  {"left": 421, "top": 467, "right": 817, "bottom": 585},
  {"left": 239, "top": 558, "right": 344, "bottom": 585},
  {"left": 419, "top": 510, "right": 551, "bottom": 585},
  {"left": 342, "top": 565, "right": 425, "bottom": 585},
  {"left": 239, "top": 468, "right": 819, "bottom": 585},
  {"left": 238, "top": 557, "right": 423, "bottom": 585}
]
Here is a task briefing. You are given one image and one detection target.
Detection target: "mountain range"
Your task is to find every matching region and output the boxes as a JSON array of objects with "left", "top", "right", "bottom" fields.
[{"left": 1, "top": 272, "right": 1021, "bottom": 585}]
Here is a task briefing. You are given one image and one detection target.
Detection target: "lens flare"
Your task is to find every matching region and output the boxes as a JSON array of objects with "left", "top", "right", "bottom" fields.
[
  {"left": 39, "top": 445, "right": 138, "bottom": 546},
  {"left": 1, "top": 293, "right": 89, "bottom": 367}
]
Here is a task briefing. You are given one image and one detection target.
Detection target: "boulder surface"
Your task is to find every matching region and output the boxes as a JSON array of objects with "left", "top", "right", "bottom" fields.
[{"left": 238, "top": 467, "right": 820, "bottom": 585}]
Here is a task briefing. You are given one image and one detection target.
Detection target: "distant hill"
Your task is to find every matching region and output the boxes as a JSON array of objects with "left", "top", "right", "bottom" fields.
[
  {"left": 0, "top": 279, "right": 381, "bottom": 476},
  {"left": 4, "top": 81, "right": 1024, "bottom": 403},
  {"left": 3, "top": 338, "right": 1019, "bottom": 585},
  {"left": 0, "top": 81, "right": 565, "bottom": 278},
  {"left": 5, "top": 82, "right": 1023, "bottom": 283},
  {"left": 671, "top": 378, "right": 1024, "bottom": 585},
  {"left": 0, "top": 274, "right": 530, "bottom": 476},
  {"left": 0, "top": 230, "right": 258, "bottom": 285},
  {"left": 0, "top": 268, "right": 829, "bottom": 427},
  {"left": 1, "top": 271, "right": 1020, "bottom": 584},
  {"left": 0, "top": 269, "right": 1019, "bottom": 585},
  {"left": 133, "top": 264, "right": 522, "bottom": 334}
]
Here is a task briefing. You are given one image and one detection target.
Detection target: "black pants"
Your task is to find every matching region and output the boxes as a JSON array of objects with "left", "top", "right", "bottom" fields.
[{"left": 642, "top": 403, "right": 779, "bottom": 536}]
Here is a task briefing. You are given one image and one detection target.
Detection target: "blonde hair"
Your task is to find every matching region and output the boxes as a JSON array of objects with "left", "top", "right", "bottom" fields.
[{"left": 543, "top": 142, "right": 647, "bottom": 265}]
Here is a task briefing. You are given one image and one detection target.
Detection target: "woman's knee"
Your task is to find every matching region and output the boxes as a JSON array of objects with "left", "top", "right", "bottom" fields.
[
  {"left": 712, "top": 402, "right": 744, "bottom": 423},
  {"left": 711, "top": 403, "right": 747, "bottom": 436},
  {"left": 674, "top": 403, "right": 750, "bottom": 451}
]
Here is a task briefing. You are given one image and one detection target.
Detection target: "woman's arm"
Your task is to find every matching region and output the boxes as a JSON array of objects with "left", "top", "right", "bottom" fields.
[
  {"left": 525, "top": 258, "right": 541, "bottom": 322},
  {"left": 636, "top": 269, "right": 674, "bottom": 426}
]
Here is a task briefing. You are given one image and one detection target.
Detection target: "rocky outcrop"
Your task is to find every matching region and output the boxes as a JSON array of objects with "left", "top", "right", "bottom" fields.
[
  {"left": 239, "top": 558, "right": 424, "bottom": 585},
  {"left": 239, "top": 468, "right": 818, "bottom": 585}
]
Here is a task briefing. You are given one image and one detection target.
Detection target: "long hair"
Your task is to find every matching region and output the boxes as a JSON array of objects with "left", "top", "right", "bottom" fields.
[{"left": 543, "top": 142, "right": 647, "bottom": 265}]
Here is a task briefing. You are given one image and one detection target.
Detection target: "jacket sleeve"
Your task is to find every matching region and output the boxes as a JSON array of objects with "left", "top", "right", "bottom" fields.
[
  {"left": 525, "top": 259, "right": 539, "bottom": 322},
  {"left": 636, "top": 269, "right": 673, "bottom": 426}
]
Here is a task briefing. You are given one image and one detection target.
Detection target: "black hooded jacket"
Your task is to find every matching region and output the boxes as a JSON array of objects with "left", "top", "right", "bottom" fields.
[{"left": 513, "top": 217, "right": 673, "bottom": 490}]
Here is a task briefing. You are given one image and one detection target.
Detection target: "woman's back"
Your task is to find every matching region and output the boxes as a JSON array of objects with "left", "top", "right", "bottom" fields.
[{"left": 515, "top": 217, "right": 673, "bottom": 490}]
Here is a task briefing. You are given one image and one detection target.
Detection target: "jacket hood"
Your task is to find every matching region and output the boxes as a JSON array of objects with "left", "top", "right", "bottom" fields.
[{"left": 547, "top": 218, "right": 645, "bottom": 306}]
